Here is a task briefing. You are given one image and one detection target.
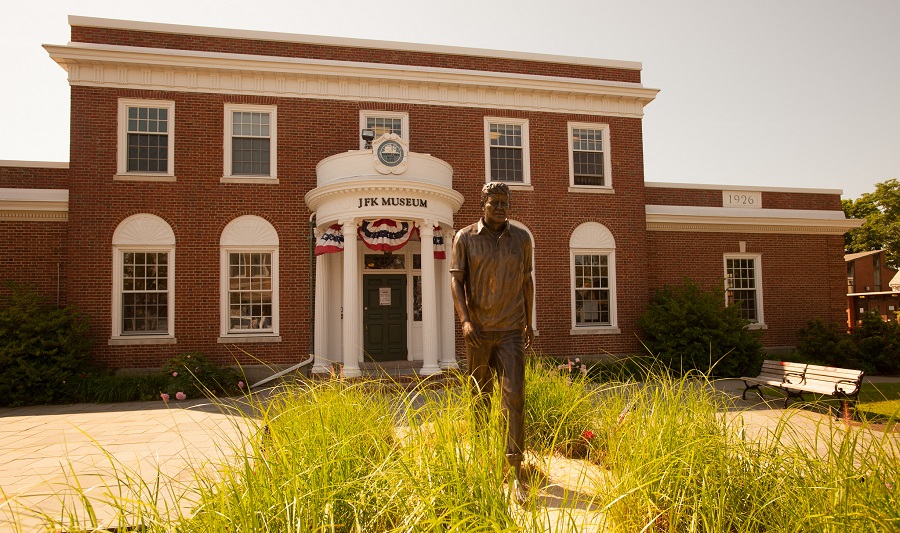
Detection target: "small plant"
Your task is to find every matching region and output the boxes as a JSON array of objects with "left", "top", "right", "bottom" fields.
[
  {"left": 0, "top": 283, "right": 92, "bottom": 406},
  {"left": 637, "top": 279, "right": 763, "bottom": 377},
  {"left": 159, "top": 351, "right": 242, "bottom": 399},
  {"left": 524, "top": 358, "right": 599, "bottom": 457}
]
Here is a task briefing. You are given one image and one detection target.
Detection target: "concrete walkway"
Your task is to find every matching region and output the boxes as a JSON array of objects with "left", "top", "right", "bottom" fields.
[{"left": 1, "top": 377, "right": 898, "bottom": 532}]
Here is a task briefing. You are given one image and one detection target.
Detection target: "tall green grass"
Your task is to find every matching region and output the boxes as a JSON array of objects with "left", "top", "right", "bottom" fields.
[{"left": 6, "top": 360, "right": 900, "bottom": 532}]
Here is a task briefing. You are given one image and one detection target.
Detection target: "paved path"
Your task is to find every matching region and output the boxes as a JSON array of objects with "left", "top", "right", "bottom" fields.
[
  {"left": 1, "top": 377, "right": 897, "bottom": 532},
  {"left": 0, "top": 399, "right": 255, "bottom": 532}
]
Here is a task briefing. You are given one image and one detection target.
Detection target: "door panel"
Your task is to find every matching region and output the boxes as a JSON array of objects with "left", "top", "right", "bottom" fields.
[{"left": 363, "top": 274, "right": 407, "bottom": 361}]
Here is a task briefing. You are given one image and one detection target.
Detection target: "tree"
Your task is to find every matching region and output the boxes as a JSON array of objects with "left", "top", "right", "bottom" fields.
[{"left": 844, "top": 178, "right": 900, "bottom": 269}]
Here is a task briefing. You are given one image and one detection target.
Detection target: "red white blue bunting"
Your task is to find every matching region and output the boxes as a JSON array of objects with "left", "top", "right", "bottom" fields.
[
  {"left": 359, "top": 219, "right": 414, "bottom": 252},
  {"left": 314, "top": 224, "right": 344, "bottom": 256},
  {"left": 432, "top": 227, "right": 446, "bottom": 260}
]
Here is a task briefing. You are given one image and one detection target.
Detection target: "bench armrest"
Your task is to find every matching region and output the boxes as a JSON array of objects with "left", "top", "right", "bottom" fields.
[
  {"left": 783, "top": 371, "right": 804, "bottom": 385},
  {"left": 834, "top": 378, "right": 862, "bottom": 396}
]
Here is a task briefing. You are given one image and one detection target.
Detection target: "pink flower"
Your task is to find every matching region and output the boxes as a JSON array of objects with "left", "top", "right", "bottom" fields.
[
  {"left": 580, "top": 364, "right": 587, "bottom": 375},
  {"left": 175, "top": 391, "right": 186, "bottom": 401},
  {"left": 581, "top": 430, "right": 595, "bottom": 440},
  {"left": 575, "top": 358, "right": 581, "bottom": 363},
  {"left": 172, "top": 371, "right": 178, "bottom": 377},
  {"left": 238, "top": 381, "right": 245, "bottom": 389},
  {"left": 160, "top": 393, "right": 170, "bottom": 402}
]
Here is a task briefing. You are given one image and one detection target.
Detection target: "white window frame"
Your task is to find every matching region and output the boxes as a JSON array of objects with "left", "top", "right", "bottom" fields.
[
  {"left": 724, "top": 253, "right": 765, "bottom": 329},
  {"left": 359, "top": 110, "right": 409, "bottom": 148},
  {"left": 223, "top": 103, "right": 278, "bottom": 183},
  {"left": 570, "top": 250, "right": 618, "bottom": 333},
  {"left": 116, "top": 99, "right": 176, "bottom": 181},
  {"left": 110, "top": 214, "right": 176, "bottom": 345},
  {"left": 484, "top": 117, "right": 532, "bottom": 189},
  {"left": 219, "top": 216, "right": 281, "bottom": 342},
  {"left": 568, "top": 122, "right": 613, "bottom": 193}
]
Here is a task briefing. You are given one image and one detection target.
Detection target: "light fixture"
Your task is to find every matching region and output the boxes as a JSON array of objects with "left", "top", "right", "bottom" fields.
[{"left": 361, "top": 129, "right": 376, "bottom": 149}]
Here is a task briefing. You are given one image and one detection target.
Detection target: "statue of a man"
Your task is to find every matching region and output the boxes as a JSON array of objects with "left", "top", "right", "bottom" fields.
[{"left": 450, "top": 181, "right": 534, "bottom": 503}]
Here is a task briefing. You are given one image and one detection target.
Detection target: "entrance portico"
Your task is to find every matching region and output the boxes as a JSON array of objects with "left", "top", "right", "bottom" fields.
[{"left": 305, "top": 135, "right": 464, "bottom": 377}]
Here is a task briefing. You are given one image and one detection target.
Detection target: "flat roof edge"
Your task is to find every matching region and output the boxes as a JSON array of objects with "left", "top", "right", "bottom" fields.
[
  {"left": 645, "top": 181, "right": 843, "bottom": 195},
  {"left": 0, "top": 160, "right": 69, "bottom": 169},
  {"left": 67, "top": 15, "right": 644, "bottom": 71}
]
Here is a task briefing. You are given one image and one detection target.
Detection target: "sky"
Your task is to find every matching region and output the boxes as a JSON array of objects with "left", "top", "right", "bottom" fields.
[{"left": 2, "top": 0, "right": 898, "bottom": 200}]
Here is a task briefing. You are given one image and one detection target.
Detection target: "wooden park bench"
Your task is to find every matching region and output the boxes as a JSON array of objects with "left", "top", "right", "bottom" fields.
[{"left": 740, "top": 360, "right": 865, "bottom": 418}]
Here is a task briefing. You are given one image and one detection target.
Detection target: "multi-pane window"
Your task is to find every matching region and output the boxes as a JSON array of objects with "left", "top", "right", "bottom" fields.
[
  {"left": 847, "top": 261, "right": 855, "bottom": 292},
  {"left": 121, "top": 252, "right": 169, "bottom": 334},
  {"left": 571, "top": 127, "right": 605, "bottom": 186},
  {"left": 117, "top": 99, "right": 175, "bottom": 178},
  {"left": 726, "top": 256, "right": 762, "bottom": 323},
  {"left": 573, "top": 254, "right": 611, "bottom": 326},
  {"left": 874, "top": 254, "right": 882, "bottom": 291},
  {"left": 231, "top": 111, "right": 271, "bottom": 175},
  {"left": 359, "top": 111, "right": 409, "bottom": 147},
  {"left": 126, "top": 107, "right": 169, "bottom": 172},
  {"left": 224, "top": 104, "right": 276, "bottom": 180},
  {"left": 488, "top": 122, "right": 524, "bottom": 182},
  {"left": 228, "top": 252, "right": 273, "bottom": 332}
]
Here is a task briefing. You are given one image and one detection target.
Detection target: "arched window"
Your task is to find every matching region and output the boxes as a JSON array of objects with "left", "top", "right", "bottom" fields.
[
  {"left": 111, "top": 214, "right": 176, "bottom": 342},
  {"left": 220, "top": 216, "right": 280, "bottom": 340},
  {"left": 510, "top": 220, "right": 538, "bottom": 333},
  {"left": 570, "top": 222, "right": 618, "bottom": 334}
]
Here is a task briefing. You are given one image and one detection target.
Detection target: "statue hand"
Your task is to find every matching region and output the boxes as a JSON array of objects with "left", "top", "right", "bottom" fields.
[
  {"left": 524, "top": 324, "right": 534, "bottom": 350},
  {"left": 462, "top": 321, "right": 481, "bottom": 348}
]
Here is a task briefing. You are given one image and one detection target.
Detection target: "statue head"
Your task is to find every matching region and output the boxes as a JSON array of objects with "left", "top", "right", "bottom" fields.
[{"left": 481, "top": 182, "right": 511, "bottom": 230}]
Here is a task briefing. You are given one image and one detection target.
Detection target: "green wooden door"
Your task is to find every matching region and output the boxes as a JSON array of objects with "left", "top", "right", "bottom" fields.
[{"left": 363, "top": 274, "right": 408, "bottom": 361}]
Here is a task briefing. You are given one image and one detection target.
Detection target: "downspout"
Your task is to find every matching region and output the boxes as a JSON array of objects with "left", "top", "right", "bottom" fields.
[{"left": 309, "top": 212, "right": 316, "bottom": 355}]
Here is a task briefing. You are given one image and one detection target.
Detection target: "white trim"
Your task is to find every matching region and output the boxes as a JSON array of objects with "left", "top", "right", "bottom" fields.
[
  {"left": 223, "top": 103, "right": 277, "bottom": 180},
  {"left": 724, "top": 253, "right": 764, "bottom": 327},
  {"left": 359, "top": 110, "right": 409, "bottom": 148},
  {"left": 569, "top": 222, "right": 617, "bottom": 331},
  {"left": 117, "top": 98, "right": 175, "bottom": 179},
  {"left": 0, "top": 160, "right": 68, "bottom": 168},
  {"left": 68, "top": 15, "right": 644, "bottom": 71},
  {"left": 46, "top": 43, "right": 657, "bottom": 119},
  {"left": 568, "top": 122, "right": 612, "bottom": 190},
  {"left": 484, "top": 117, "right": 530, "bottom": 185},
  {"left": 110, "top": 245, "right": 176, "bottom": 341},
  {"left": 0, "top": 188, "right": 68, "bottom": 222},
  {"left": 645, "top": 181, "right": 844, "bottom": 196},
  {"left": 646, "top": 204, "right": 863, "bottom": 235}
]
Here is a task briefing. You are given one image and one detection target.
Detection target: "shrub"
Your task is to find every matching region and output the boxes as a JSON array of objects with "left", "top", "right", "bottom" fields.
[
  {"left": 0, "top": 284, "right": 92, "bottom": 406},
  {"left": 524, "top": 359, "right": 599, "bottom": 457},
  {"left": 160, "top": 351, "right": 242, "bottom": 400},
  {"left": 849, "top": 312, "right": 900, "bottom": 375},
  {"left": 637, "top": 279, "right": 763, "bottom": 378}
]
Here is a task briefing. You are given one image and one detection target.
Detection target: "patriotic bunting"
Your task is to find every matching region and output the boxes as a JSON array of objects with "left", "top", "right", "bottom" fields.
[
  {"left": 315, "top": 220, "right": 449, "bottom": 259},
  {"left": 359, "top": 219, "right": 415, "bottom": 252},
  {"left": 314, "top": 224, "right": 344, "bottom": 255}
]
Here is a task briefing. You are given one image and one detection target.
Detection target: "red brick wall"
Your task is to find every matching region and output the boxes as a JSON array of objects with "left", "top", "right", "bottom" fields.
[
  {"left": 848, "top": 252, "right": 896, "bottom": 294},
  {"left": 70, "top": 26, "right": 642, "bottom": 84},
  {"left": 68, "top": 83, "right": 650, "bottom": 368},
  {"left": 647, "top": 232, "right": 848, "bottom": 347},
  {"left": 0, "top": 166, "right": 69, "bottom": 189},
  {"left": 645, "top": 186, "right": 842, "bottom": 210}
]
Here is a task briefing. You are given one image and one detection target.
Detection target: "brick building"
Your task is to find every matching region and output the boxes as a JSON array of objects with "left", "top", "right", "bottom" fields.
[
  {"left": 0, "top": 16, "right": 861, "bottom": 374},
  {"left": 846, "top": 250, "right": 900, "bottom": 327}
]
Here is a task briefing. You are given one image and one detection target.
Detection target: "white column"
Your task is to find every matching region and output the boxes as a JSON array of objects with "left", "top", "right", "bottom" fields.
[
  {"left": 311, "top": 244, "right": 331, "bottom": 374},
  {"left": 340, "top": 218, "right": 362, "bottom": 378},
  {"left": 418, "top": 220, "right": 441, "bottom": 376},
  {"left": 440, "top": 227, "right": 459, "bottom": 369}
]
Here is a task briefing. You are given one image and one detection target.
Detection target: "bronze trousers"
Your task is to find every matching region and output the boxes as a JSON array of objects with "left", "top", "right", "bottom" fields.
[{"left": 467, "top": 329, "right": 525, "bottom": 463}]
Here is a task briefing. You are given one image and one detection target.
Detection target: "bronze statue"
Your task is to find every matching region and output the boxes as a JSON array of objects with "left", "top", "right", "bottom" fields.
[{"left": 450, "top": 181, "right": 534, "bottom": 504}]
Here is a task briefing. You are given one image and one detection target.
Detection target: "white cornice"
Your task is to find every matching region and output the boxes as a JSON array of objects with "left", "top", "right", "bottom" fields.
[
  {"left": 646, "top": 205, "right": 863, "bottom": 235},
  {"left": 305, "top": 180, "right": 465, "bottom": 212},
  {"left": 44, "top": 43, "right": 658, "bottom": 118},
  {"left": 0, "top": 188, "right": 69, "bottom": 221},
  {"left": 68, "top": 16, "right": 643, "bottom": 71},
  {"left": 0, "top": 160, "right": 69, "bottom": 168},
  {"left": 645, "top": 181, "right": 844, "bottom": 196}
]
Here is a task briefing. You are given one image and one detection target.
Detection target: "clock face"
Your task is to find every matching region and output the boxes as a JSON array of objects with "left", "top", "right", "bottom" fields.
[{"left": 377, "top": 140, "right": 404, "bottom": 167}]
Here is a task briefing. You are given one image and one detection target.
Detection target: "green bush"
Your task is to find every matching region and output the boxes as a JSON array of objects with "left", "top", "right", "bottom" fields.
[
  {"left": 637, "top": 280, "right": 763, "bottom": 378},
  {"left": 797, "top": 314, "right": 900, "bottom": 375},
  {"left": 67, "top": 372, "right": 169, "bottom": 403},
  {"left": 0, "top": 284, "right": 92, "bottom": 406},
  {"left": 524, "top": 359, "right": 599, "bottom": 457},
  {"left": 160, "top": 351, "right": 242, "bottom": 400}
]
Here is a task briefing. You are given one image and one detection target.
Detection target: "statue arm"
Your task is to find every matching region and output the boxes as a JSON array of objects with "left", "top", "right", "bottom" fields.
[
  {"left": 451, "top": 271, "right": 480, "bottom": 348},
  {"left": 523, "top": 274, "right": 534, "bottom": 349}
]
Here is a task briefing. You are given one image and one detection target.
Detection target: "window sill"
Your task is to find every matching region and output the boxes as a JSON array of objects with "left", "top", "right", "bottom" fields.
[
  {"left": 218, "top": 335, "right": 282, "bottom": 344},
  {"left": 746, "top": 323, "right": 768, "bottom": 330},
  {"left": 109, "top": 336, "right": 177, "bottom": 345},
  {"left": 114, "top": 174, "right": 176, "bottom": 182},
  {"left": 487, "top": 181, "right": 533, "bottom": 192},
  {"left": 569, "top": 327, "right": 621, "bottom": 336},
  {"left": 568, "top": 186, "right": 615, "bottom": 195},
  {"left": 221, "top": 176, "right": 280, "bottom": 185}
]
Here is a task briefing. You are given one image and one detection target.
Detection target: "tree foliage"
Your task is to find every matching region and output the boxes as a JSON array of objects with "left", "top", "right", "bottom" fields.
[
  {"left": 637, "top": 279, "right": 764, "bottom": 378},
  {"left": 843, "top": 178, "right": 900, "bottom": 269},
  {"left": 0, "top": 284, "right": 92, "bottom": 406}
]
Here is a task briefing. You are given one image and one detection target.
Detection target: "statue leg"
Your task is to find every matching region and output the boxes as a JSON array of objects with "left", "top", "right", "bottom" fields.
[
  {"left": 467, "top": 335, "right": 495, "bottom": 415},
  {"left": 495, "top": 329, "right": 526, "bottom": 503}
]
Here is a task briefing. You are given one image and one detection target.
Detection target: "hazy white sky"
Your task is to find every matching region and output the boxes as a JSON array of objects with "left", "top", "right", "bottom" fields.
[{"left": 2, "top": 0, "right": 898, "bottom": 199}]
